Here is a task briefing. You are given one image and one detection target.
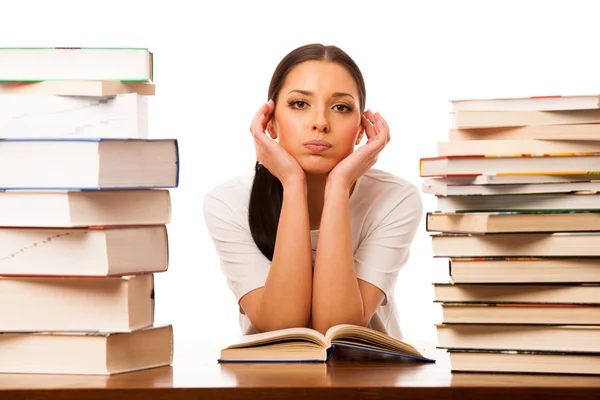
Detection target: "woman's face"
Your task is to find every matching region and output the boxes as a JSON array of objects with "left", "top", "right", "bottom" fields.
[{"left": 268, "top": 60, "right": 363, "bottom": 176}]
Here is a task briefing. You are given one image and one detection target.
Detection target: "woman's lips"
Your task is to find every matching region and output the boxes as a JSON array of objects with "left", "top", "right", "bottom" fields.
[
  {"left": 304, "top": 144, "right": 331, "bottom": 153},
  {"left": 304, "top": 140, "right": 332, "bottom": 153}
]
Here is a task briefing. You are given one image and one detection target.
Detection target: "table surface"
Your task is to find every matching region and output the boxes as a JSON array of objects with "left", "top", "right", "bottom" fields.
[{"left": 1, "top": 339, "right": 599, "bottom": 400}]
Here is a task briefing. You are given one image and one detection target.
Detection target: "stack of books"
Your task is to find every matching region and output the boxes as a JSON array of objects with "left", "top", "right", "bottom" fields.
[
  {"left": 419, "top": 94, "right": 600, "bottom": 375},
  {"left": 0, "top": 47, "right": 177, "bottom": 375}
]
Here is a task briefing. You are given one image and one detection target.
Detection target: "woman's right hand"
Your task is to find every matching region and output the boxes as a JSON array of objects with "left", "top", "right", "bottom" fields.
[{"left": 250, "top": 100, "right": 305, "bottom": 187}]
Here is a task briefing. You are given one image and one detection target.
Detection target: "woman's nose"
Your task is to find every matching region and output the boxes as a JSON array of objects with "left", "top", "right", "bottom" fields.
[
  {"left": 312, "top": 122, "right": 330, "bottom": 133},
  {"left": 312, "top": 109, "right": 330, "bottom": 133}
]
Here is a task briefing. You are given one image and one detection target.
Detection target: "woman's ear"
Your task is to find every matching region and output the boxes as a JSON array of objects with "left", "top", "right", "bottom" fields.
[
  {"left": 266, "top": 120, "right": 278, "bottom": 140},
  {"left": 355, "top": 126, "right": 365, "bottom": 145}
]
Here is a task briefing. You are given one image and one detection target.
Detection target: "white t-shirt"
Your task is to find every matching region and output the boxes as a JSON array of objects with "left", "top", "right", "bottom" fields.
[{"left": 202, "top": 167, "right": 423, "bottom": 339}]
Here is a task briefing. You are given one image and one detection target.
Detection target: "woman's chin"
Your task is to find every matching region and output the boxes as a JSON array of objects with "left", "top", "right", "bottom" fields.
[{"left": 300, "top": 163, "right": 336, "bottom": 176}]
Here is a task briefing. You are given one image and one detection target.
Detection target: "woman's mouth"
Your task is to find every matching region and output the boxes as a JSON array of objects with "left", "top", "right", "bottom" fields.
[{"left": 304, "top": 139, "right": 332, "bottom": 153}]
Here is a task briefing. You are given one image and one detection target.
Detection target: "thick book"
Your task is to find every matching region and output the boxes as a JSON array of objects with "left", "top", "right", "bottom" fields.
[
  {"left": 425, "top": 174, "right": 596, "bottom": 185},
  {"left": 437, "top": 139, "right": 600, "bottom": 157},
  {"left": 451, "top": 94, "right": 600, "bottom": 112},
  {"left": 436, "top": 193, "right": 600, "bottom": 213},
  {"left": 433, "top": 283, "right": 600, "bottom": 304},
  {"left": 0, "top": 93, "right": 148, "bottom": 139},
  {"left": 436, "top": 324, "right": 600, "bottom": 352},
  {"left": 419, "top": 153, "right": 600, "bottom": 178},
  {"left": 219, "top": 325, "right": 435, "bottom": 363},
  {"left": 452, "top": 109, "right": 600, "bottom": 129},
  {"left": 0, "top": 190, "right": 170, "bottom": 228},
  {"left": 449, "top": 124, "right": 600, "bottom": 141},
  {"left": 424, "top": 180, "right": 600, "bottom": 196},
  {"left": 441, "top": 303, "right": 600, "bottom": 325},
  {"left": 0, "top": 138, "right": 178, "bottom": 189},
  {"left": 0, "top": 47, "right": 153, "bottom": 81},
  {"left": 0, "top": 325, "right": 172, "bottom": 375},
  {"left": 448, "top": 350, "right": 600, "bottom": 375},
  {"left": 448, "top": 257, "right": 600, "bottom": 283},
  {"left": 0, "top": 81, "right": 155, "bottom": 96},
  {"left": 0, "top": 274, "right": 154, "bottom": 332},
  {"left": 426, "top": 212, "right": 600, "bottom": 233},
  {"left": 431, "top": 232, "right": 600, "bottom": 257},
  {"left": 0, "top": 226, "right": 168, "bottom": 277}
]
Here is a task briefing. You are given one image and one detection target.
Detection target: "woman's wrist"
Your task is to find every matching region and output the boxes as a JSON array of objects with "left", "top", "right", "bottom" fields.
[
  {"left": 325, "top": 176, "right": 351, "bottom": 198},
  {"left": 282, "top": 175, "right": 307, "bottom": 195}
]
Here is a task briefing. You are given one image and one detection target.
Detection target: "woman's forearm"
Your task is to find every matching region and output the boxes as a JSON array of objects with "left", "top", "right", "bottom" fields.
[
  {"left": 253, "top": 179, "right": 313, "bottom": 332},
  {"left": 312, "top": 182, "right": 365, "bottom": 334}
]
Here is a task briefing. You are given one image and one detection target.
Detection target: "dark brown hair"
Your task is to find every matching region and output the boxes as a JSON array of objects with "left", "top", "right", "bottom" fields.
[{"left": 249, "top": 44, "right": 366, "bottom": 260}]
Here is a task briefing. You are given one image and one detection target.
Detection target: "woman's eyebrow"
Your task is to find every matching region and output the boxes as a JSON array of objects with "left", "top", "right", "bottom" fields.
[{"left": 287, "top": 89, "right": 354, "bottom": 99}]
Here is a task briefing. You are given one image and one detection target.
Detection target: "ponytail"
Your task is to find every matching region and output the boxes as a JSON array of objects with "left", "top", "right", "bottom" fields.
[{"left": 248, "top": 161, "right": 283, "bottom": 261}]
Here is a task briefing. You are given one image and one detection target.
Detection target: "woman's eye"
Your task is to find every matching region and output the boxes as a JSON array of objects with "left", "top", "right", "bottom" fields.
[
  {"left": 289, "top": 100, "right": 308, "bottom": 109},
  {"left": 334, "top": 104, "right": 352, "bottom": 113}
]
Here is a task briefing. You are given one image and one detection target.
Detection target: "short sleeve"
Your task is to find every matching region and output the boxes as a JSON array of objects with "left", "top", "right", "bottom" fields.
[
  {"left": 202, "top": 193, "right": 271, "bottom": 311},
  {"left": 353, "top": 186, "right": 423, "bottom": 306}
]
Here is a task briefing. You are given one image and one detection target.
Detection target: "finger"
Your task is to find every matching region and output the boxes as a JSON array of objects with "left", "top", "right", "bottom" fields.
[
  {"left": 257, "top": 100, "right": 276, "bottom": 134},
  {"left": 375, "top": 120, "right": 390, "bottom": 148},
  {"left": 364, "top": 109, "right": 376, "bottom": 125},
  {"left": 267, "top": 99, "right": 275, "bottom": 114},
  {"left": 263, "top": 100, "right": 275, "bottom": 127},
  {"left": 252, "top": 114, "right": 264, "bottom": 141},
  {"left": 250, "top": 105, "right": 264, "bottom": 133},
  {"left": 254, "top": 116, "right": 277, "bottom": 154},
  {"left": 374, "top": 112, "right": 388, "bottom": 129},
  {"left": 365, "top": 110, "right": 387, "bottom": 144},
  {"left": 361, "top": 114, "right": 376, "bottom": 142},
  {"left": 374, "top": 112, "right": 390, "bottom": 140},
  {"left": 372, "top": 112, "right": 390, "bottom": 143},
  {"left": 250, "top": 103, "right": 269, "bottom": 133}
]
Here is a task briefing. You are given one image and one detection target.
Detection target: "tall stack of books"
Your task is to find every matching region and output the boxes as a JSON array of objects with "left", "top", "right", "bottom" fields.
[
  {"left": 419, "top": 94, "right": 600, "bottom": 375},
  {"left": 0, "top": 47, "right": 177, "bottom": 375}
]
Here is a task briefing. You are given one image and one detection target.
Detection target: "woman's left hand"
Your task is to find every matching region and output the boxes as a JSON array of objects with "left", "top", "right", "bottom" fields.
[{"left": 327, "top": 110, "right": 390, "bottom": 192}]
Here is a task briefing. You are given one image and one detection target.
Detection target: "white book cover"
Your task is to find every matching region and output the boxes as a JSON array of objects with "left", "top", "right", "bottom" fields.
[{"left": 0, "top": 93, "right": 148, "bottom": 138}]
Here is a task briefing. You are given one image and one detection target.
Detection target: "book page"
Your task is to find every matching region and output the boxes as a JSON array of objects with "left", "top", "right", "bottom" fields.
[
  {"left": 326, "top": 324, "right": 424, "bottom": 357},
  {"left": 224, "top": 327, "right": 326, "bottom": 349}
]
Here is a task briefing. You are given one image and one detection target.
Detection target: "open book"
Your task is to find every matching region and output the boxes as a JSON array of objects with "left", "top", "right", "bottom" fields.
[{"left": 218, "top": 324, "right": 435, "bottom": 363}]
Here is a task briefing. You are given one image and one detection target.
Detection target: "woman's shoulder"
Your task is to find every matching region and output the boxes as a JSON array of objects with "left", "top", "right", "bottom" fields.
[
  {"left": 353, "top": 168, "right": 422, "bottom": 218},
  {"left": 359, "top": 168, "right": 420, "bottom": 199},
  {"left": 204, "top": 170, "right": 255, "bottom": 203},
  {"left": 203, "top": 170, "right": 255, "bottom": 224}
]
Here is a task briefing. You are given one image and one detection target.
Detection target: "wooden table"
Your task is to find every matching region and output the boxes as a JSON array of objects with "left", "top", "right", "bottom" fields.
[{"left": 0, "top": 339, "right": 599, "bottom": 399}]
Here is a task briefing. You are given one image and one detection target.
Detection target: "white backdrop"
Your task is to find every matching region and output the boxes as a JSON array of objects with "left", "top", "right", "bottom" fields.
[{"left": 4, "top": 0, "right": 600, "bottom": 363}]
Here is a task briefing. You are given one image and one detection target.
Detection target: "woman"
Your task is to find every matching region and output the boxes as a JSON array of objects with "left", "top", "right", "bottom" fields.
[{"left": 203, "top": 43, "right": 422, "bottom": 339}]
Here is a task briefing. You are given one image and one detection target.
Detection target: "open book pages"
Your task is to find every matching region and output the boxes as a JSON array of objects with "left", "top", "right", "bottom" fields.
[{"left": 220, "top": 324, "right": 434, "bottom": 363}]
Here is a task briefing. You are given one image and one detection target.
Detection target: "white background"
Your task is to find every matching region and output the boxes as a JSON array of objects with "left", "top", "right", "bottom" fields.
[{"left": 4, "top": 0, "right": 600, "bottom": 363}]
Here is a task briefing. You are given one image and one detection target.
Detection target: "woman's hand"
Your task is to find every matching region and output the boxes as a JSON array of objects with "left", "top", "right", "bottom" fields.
[
  {"left": 327, "top": 110, "right": 390, "bottom": 191},
  {"left": 250, "top": 100, "right": 305, "bottom": 187}
]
